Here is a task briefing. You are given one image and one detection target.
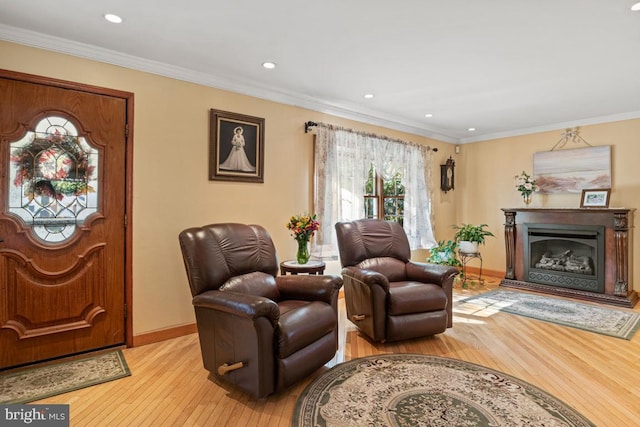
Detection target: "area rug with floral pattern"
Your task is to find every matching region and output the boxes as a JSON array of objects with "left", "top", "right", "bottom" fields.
[
  {"left": 456, "top": 289, "right": 640, "bottom": 340},
  {"left": 292, "top": 354, "right": 594, "bottom": 427},
  {"left": 0, "top": 350, "right": 130, "bottom": 404}
]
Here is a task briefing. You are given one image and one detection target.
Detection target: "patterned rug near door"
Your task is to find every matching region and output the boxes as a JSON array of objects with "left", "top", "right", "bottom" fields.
[
  {"left": 456, "top": 289, "right": 640, "bottom": 340},
  {"left": 0, "top": 350, "right": 130, "bottom": 404},
  {"left": 292, "top": 354, "right": 594, "bottom": 427}
]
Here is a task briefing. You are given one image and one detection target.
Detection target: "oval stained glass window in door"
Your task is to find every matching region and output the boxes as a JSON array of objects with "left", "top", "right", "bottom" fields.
[{"left": 7, "top": 116, "right": 99, "bottom": 243}]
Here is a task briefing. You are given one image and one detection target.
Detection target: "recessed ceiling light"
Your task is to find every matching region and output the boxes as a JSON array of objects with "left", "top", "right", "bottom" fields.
[
  {"left": 632, "top": 2, "right": 640, "bottom": 11},
  {"left": 104, "top": 13, "right": 123, "bottom": 24},
  {"left": 424, "top": 113, "right": 433, "bottom": 118},
  {"left": 262, "top": 61, "right": 276, "bottom": 69},
  {"left": 364, "top": 94, "right": 374, "bottom": 99},
  {"left": 468, "top": 127, "right": 476, "bottom": 132}
]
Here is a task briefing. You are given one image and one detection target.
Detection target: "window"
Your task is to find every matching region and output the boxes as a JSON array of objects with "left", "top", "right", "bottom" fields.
[
  {"left": 312, "top": 124, "right": 436, "bottom": 258},
  {"left": 364, "top": 165, "right": 404, "bottom": 225},
  {"left": 7, "top": 116, "right": 99, "bottom": 243}
]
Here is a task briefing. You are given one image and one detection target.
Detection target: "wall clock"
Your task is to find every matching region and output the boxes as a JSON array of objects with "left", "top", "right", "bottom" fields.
[{"left": 440, "top": 156, "right": 455, "bottom": 193}]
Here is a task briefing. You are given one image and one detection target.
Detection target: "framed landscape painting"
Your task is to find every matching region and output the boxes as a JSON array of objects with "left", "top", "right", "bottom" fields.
[{"left": 533, "top": 146, "right": 611, "bottom": 194}]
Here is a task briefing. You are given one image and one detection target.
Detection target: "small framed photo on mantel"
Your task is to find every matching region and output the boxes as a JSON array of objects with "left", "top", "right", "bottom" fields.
[
  {"left": 209, "top": 109, "right": 265, "bottom": 183},
  {"left": 580, "top": 188, "right": 611, "bottom": 208}
]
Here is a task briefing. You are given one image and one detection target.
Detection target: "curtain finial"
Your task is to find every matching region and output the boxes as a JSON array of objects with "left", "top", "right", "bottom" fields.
[{"left": 305, "top": 121, "right": 318, "bottom": 133}]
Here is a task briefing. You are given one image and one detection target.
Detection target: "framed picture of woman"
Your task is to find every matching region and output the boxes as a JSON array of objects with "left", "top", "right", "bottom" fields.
[{"left": 209, "top": 109, "right": 265, "bottom": 182}]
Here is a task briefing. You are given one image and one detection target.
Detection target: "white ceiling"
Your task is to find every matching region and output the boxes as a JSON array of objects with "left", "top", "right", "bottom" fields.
[{"left": 1, "top": 0, "right": 640, "bottom": 143}]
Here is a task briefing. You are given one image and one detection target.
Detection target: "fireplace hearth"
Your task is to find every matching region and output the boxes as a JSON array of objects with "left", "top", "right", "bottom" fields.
[{"left": 500, "top": 208, "right": 637, "bottom": 308}]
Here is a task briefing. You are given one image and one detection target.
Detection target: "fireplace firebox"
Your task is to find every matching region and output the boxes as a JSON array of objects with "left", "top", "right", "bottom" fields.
[
  {"left": 500, "top": 208, "right": 637, "bottom": 308},
  {"left": 523, "top": 224, "right": 605, "bottom": 293}
]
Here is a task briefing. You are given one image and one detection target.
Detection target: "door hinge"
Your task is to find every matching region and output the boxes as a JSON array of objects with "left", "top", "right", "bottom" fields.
[
  {"left": 125, "top": 123, "right": 129, "bottom": 138},
  {"left": 124, "top": 214, "right": 128, "bottom": 228},
  {"left": 124, "top": 304, "right": 128, "bottom": 319}
]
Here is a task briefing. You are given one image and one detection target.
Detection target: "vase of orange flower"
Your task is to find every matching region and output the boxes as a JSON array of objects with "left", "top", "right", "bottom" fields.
[{"left": 286, "top": 213, "right": 320, "bottom": 264}]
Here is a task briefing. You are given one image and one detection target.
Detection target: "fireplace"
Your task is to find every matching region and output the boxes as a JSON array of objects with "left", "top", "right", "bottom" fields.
[
  {"left": 500, "top": 208, "right": 637, "bottom": 308},
  {"left": 523, "top": 224, "right": 605, "bottom": 293}
]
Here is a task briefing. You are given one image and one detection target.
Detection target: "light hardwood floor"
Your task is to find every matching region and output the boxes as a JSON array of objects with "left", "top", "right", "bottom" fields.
[{"left": 36, "top": 277, "right": 640, "bottom": 426}]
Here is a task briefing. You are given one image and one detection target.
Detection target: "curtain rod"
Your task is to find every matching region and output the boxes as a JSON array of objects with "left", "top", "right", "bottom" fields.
[
  {"left": 304, "top": 120, "right": 437, "bottom": 152},
  {"left": 305, "top": 121, "right": 318, "bottom": 133}
]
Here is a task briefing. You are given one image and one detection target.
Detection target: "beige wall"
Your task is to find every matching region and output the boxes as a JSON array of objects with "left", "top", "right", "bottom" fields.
[
  {"left": 0, "top": 41, "right": 457, "bottom": 336},
  {"left": 3, "top": 41, "right": 637, "bottom": 337},
  {"left": 457, "top": 120, "right": 640, "bottom": 286}
]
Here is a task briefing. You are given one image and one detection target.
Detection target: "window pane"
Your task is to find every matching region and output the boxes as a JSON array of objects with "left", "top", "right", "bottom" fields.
[
  {"left": 384, "top": 198, "right": 396, "bottom": 216},
  {"left": 364, "top": 197, "right": 377, "bottom": 218},
  {"left": 363, "top": 167, "right": 404, "bottom": 224},
  {"left": 8, "top": 116, "right": 99, "bottom": 243},
  {"left": 365, "top": 165, "right": 376, "bottom": 195}
]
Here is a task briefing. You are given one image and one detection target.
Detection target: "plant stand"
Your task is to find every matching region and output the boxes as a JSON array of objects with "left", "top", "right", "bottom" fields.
[{"left": 459, "top": 252, "right": 483, "bottom": 288}]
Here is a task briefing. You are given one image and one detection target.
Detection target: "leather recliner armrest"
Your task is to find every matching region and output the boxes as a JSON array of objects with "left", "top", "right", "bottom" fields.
[
  {"left": 192, "top": 290, "right": 280, "bottom": 327},
  {"left": 276, "top": 274, "right": 343, "bottom": 305},
  {"left": 341, "top": 266, "right": 390, "bottom": 292},
  {"left": 406, "top": 262, "right": 459, "bottom": 285}
]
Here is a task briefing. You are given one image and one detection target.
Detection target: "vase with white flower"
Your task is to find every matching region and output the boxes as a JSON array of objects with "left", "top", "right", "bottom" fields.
[
  {"left": 286, "top": 213, "right": 320, "bottom": 264},
  {"left": 514, "top": 171, "right": 538, "bottom": 206}
]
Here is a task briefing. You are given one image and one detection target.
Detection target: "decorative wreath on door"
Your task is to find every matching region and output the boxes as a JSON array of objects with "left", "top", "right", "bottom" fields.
[{"left": 11, "top": 130, "right": 95, "bottom": 201}]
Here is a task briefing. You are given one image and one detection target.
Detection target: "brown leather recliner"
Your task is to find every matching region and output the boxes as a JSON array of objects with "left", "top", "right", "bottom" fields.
[
  {"left": 335, "top": 219, "right": 458, "bottom": 343},
  {"left": 178, "top": 223, "right": 343, "bottom": 398}
]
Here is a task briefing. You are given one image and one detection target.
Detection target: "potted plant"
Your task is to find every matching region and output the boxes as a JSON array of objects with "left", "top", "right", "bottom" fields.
[
  {"left": 427, "top": 240, "right": 462, "bottom": 267},
  {"left": 452, "top": 223, "right": 494, "bottom": 254}
]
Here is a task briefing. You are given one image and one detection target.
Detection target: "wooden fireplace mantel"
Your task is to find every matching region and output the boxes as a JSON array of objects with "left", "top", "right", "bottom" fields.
[{"left": 500, "top": 208, "right": 638, "bottom": 307}]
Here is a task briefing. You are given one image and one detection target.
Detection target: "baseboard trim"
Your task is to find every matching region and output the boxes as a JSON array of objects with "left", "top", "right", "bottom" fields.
[
  {"left": 133, "top": 323, "right": 197, "bottom": 347},
  {"left": 463, "top": 266, "right": 505, "bottom": 278}
]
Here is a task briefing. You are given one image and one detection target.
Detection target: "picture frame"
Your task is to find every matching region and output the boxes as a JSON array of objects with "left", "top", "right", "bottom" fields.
[
  {"left": 580, "top": 188, "right": 611, "bottom": 208},
  {"left": 209, "top": 109, "right": 264, "bottom": 182},
  {"left": 533, "top": 145, "right": 611, "bottom": 194}
]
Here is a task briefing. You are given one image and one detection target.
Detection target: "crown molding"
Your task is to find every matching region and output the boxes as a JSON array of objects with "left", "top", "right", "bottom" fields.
[
  {"left": 3, "top": 23, "right": 636, "bottom": 146},
  {"left": 0, "top": 24, "right": 457, "bottom": 144},
  {"left": 458, "top": 110, "right": 640, "bottom": 144}
]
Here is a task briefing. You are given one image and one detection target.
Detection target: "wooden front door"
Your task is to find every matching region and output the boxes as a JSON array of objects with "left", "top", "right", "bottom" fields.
[{"left": 0, "top": 71, "right": 131, "bottom": 369}]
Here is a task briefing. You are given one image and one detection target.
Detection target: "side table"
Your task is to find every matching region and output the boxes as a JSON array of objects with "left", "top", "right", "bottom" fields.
[
  {"left": 459, "top": 251, "right": 483, "bottom": 288},
  {"left": 280, "top": 259, "right": 326, "bottom": 275}
]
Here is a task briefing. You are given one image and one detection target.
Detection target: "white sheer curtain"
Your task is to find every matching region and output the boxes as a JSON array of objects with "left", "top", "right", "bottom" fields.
[{"left": 312, "top": 123, "right": 436, "bottom": 259}]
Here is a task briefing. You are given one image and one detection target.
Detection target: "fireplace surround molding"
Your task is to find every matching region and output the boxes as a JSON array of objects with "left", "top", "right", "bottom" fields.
[{"left": 500, "top": 207, "right": 637, "bottom": 308}]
